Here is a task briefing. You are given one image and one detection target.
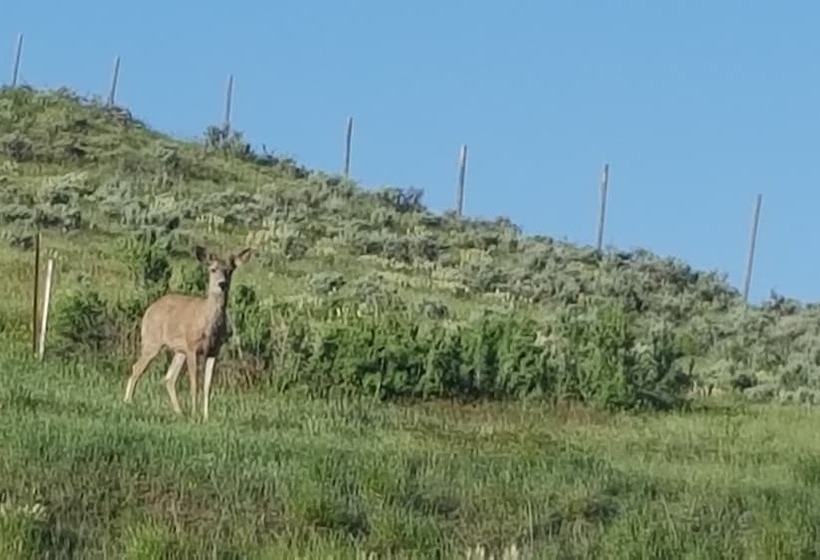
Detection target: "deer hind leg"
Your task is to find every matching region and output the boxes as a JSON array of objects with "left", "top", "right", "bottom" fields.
[
  {"left": 124, "top": 344, "right": 161, "bottom": 403},
  {"left": 203, "top": 357, "right": 216, "bottom": 421},
  {"left": 163, "top": 352, "right": 187, "bottom": 415}
]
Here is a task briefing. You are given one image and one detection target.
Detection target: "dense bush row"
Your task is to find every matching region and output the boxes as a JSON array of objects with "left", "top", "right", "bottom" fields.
[
  {"left": 53, "top": 278, "right": 693, "bottom": 413},
  {"left": 49, "top": 228, "right": 820, "bottom": 409}
]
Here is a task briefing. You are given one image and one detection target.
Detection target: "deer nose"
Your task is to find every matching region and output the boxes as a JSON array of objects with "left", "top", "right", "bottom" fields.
[{"left": 218, "top": 280, "right": 228, "bottom": 290}]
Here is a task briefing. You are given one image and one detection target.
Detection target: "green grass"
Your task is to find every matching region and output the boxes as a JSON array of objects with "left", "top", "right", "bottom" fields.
[{"left": 2, "top": 349, "right": 820, "bottom": 558}]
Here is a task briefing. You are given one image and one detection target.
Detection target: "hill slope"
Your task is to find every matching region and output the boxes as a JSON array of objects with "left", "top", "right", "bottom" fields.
[{"left": 0, "top": 86, "right": 817, "bottom": 406}]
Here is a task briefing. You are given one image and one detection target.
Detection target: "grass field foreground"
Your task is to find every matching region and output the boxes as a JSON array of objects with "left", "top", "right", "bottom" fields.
[{"left": 1, "top": 351, "right": 820, "bottom": 558}]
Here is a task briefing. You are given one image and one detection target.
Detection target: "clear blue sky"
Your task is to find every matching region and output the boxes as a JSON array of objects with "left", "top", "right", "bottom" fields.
[{"left": 4, "top": 1, "right": 819, "bottom": 304}]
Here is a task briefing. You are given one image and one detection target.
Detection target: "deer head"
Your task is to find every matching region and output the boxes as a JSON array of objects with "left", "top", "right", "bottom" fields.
[{"left": 194, "top": 245, "right": 252, "bottom": 298}]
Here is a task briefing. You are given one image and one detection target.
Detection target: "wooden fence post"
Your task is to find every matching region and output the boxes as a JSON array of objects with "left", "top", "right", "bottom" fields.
[
  {"left": 107, "top": 55, "right": 121, "bottom": 107},
  {"left": 596, "top": 163, "right": 610, "bottom": 252},
  {"left": 31, "top": 231, "right": 40, "bottom": 354},
  {"left": 223, "top": 74, "right": 234, "bottom": 132},
  {"left": 456, "top": 144, "right": 468, "bottom": 217},
  {"left": 11, "top": 33, "right": 23, "bottom": 87},
  {"left": 742, "top": 193, "right": 763, "bottom": 303},
  {"left": 38, "top": 258, "right": 54, "bottom": 361},
  {"left": 344, "top": 116, "right": 353, "bottom": 178}
]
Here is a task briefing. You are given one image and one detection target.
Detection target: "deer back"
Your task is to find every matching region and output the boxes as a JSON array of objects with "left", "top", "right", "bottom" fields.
[{"left": 141, "top": 293, "right": 228, "bottom": 355}]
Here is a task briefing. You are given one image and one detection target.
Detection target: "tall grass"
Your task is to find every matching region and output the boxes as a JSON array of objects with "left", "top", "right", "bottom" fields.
[{"left": 1, "top": 351, "right": 820, "bottom": 557}]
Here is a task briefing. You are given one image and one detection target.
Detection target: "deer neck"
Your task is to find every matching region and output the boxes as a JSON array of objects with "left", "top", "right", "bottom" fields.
[{"left": 204, "top": 291, "right": 228, "bottom": 325}]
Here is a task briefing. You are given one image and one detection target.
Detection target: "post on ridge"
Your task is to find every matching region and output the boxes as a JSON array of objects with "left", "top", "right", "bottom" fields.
[
  {"left": 223, "top": 74, "right": 234, "bottom": 133},
  {"left": 742, "top": 193, "right": 763, "bottom": 303},
  {"left": 11, "top": 33, "right": 23, "bottom": 87},
  {"left": 344, "top": 116, "right": 354, "bottom": 178},
  {"left": 596, "top": 163, "right": 610, "bottom": 253},
  {"left": 456, "top": 144, "right": 468, "bottom": 217},
  {"left": 107, "top": 55, "right": 121, "bottom": 107}
]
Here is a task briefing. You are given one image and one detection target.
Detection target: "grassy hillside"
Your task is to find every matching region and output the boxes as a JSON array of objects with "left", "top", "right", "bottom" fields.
[
  {"left": 0, "top": 85, "right": 816, "bottom": 405},
  {"left": 3, "top": 86, "right": 820, "bottom": 557}
]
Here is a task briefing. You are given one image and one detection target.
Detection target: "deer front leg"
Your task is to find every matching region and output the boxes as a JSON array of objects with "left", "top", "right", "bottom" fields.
[
  {"left": 163, "top": 352, "right": 186, "bottom": 415},
  {"left": 203, "top": 356, "right": 216, "bottom": 421}
]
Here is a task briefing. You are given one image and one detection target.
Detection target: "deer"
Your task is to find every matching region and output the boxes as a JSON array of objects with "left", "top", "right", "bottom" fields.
[{"left": 123, "top": 245, "right": 252, "bottom": 421}]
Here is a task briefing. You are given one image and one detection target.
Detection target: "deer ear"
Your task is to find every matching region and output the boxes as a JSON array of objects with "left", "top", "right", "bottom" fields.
[
  {"left": 194, "top": 245, "right": 209, "bottom": 264},
  {"left": 232, "top": 247, "right": 252, "bottom": 267}
]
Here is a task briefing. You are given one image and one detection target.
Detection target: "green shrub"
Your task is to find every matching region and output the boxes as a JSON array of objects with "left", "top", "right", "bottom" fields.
[
  {"left": 51, "top": 287, "right": 119, "bottom": 354},
  {"left": 215, "top": 296, "right": 691, "bottom": 410}
]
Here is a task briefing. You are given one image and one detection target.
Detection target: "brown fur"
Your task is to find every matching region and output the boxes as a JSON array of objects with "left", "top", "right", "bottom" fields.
[{"left": 123, "top": 245, "right": 252, "bottom": 420}]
